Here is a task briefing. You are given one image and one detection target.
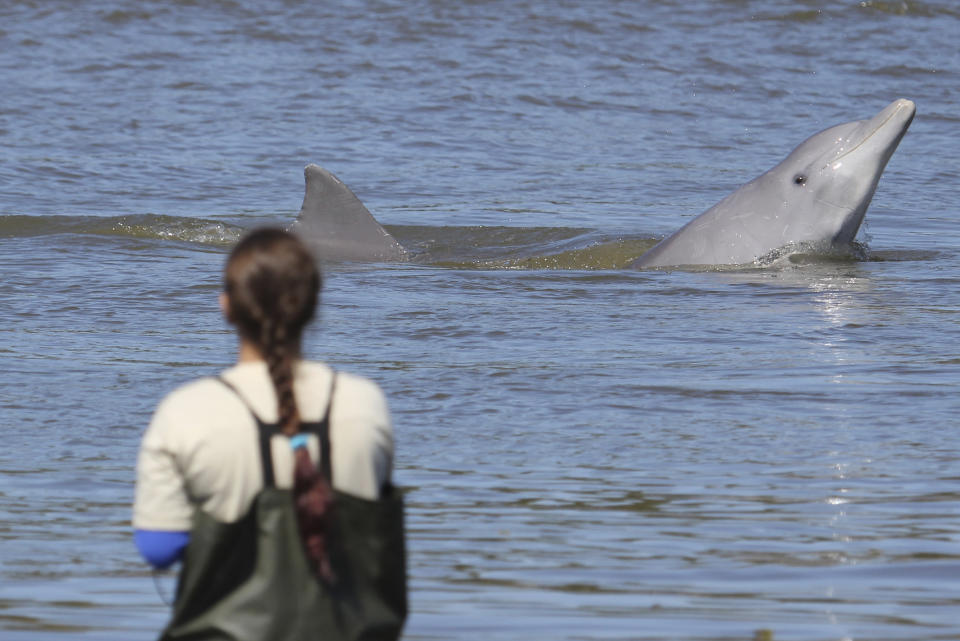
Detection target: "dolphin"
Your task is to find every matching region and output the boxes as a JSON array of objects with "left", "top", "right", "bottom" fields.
[
  {"left": 291, "top": 164, "right": 406, "bottom": 262},
  {"left": 631, "top": 98, "right": 916, "bottom": 268},
  {"left": 292, "top": 99, "right": 914, "bottom": 268}
]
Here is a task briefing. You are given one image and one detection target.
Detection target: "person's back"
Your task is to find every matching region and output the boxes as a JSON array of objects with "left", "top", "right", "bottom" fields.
[{"left": 133, "top": 228, "right": 407, "bottom": 640}]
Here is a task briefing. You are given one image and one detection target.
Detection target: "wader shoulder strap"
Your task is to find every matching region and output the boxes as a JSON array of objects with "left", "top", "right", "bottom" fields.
[
  {"left": 317, "top": 373, "right": 337, "bottom": 483},
  {"left": 215, "top": 372, "right": 338, "bottom": 487},
  {"left": 215, "top": 377, "right": 279, "bottom": 488}
]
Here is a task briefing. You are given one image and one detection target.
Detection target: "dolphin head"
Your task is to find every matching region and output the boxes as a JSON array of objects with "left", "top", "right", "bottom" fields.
[
  {"left": 632, "top": 99, "right": 916, "bottom": 268},
  {"left": 761, "top": 98, "right": 916, "bottom": 248}
]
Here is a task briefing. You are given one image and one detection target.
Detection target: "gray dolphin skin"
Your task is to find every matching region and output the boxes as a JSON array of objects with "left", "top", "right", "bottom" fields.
[
  {"left": 291, "top": 164, "right": 406, "bottom": 262},
  {"left": 631, "top": 99, "right": 916, "bottom": 268},
  {"left": 293, "top": 100, "right": 914, "bottom": 267}
]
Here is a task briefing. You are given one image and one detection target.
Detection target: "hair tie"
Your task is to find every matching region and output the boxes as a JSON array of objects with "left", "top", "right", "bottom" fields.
[{"left": 290, "top": 434, "right": 309, "bottom": 450}]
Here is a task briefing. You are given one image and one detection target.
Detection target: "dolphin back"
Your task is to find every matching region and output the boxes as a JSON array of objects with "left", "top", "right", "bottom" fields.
[{"left": 292, "top": 164, "right": 406, "bottom": 262}]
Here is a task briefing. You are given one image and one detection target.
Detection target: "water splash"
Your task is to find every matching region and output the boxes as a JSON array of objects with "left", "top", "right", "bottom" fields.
[{"left": 0, "top": 214, "right": 244, "bottom": 246}]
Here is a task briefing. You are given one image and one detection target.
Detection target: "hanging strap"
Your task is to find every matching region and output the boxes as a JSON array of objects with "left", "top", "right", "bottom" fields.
[
  {"left": 318, "top": 374, "right": 337, "bottom": 484},
  {"left": 216, "top": 371, "right": 337, "bottom": 487}
]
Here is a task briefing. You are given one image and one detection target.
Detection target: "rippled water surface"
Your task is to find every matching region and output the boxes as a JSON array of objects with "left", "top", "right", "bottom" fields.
[{"left": 2, "top": 1, "right": 959, "bottom": 639}]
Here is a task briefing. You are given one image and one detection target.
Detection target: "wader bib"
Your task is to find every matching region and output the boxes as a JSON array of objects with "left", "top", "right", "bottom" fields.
[{"left": 159, "top": 374, "right": 407, "bottom": 641}]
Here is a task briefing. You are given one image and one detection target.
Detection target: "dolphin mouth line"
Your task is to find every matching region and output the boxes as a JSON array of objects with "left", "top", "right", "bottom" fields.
[
  {"left": 813, "top": 197, "right": 854, "bottom": 218},
  {"left": 824, "top": 100, "right": 911, "bottom": 169}
]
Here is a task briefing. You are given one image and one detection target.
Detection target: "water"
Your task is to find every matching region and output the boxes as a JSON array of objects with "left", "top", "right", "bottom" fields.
[{"left": 2, "top": 1, "right": 959, "bottom": 639}]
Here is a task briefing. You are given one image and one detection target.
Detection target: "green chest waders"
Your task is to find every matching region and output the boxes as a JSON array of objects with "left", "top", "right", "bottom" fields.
[{"left": 159, "top": 375, "right": 407, "bottom": 641}]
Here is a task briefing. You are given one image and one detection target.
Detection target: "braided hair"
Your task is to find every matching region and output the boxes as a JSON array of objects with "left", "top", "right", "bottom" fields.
[{"left": 223, "top": 227, "right": 334, "bottom": 579}]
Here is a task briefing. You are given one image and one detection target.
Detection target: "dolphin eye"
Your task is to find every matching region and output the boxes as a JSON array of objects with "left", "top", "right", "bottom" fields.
[{"left": 793, "top": 174, "right": 807, "bottom": 186}]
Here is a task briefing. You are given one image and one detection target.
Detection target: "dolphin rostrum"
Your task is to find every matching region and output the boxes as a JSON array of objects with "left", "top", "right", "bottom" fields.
[
  {"left": 291, "top": 164, "right": 406, "bottom": 262},
  {"left": 292, "top": 99, "right": 914, "bottom": 268},
  {"left": 631, "top": 99, "right": 915, "bottom": 268}
]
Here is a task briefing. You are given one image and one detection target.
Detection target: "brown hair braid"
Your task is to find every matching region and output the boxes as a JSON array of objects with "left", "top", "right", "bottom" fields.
[{"left": 224, "top": 227, "right": 334, "bottom": 579}]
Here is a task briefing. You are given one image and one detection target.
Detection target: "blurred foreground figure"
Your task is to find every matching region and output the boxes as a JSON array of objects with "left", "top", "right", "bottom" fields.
[{"left": 133, "top": 227, "right": 407, "bottom": 640}]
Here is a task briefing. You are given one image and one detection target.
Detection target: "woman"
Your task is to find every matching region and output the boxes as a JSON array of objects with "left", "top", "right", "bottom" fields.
[{"left": 133, "top": 228, "right": 407, "bottom": 640}]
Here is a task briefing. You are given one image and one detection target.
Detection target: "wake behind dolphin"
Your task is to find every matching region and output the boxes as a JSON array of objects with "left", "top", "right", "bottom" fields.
[{"left": 293, "top": 99, "right": 915, "bottom": 269}]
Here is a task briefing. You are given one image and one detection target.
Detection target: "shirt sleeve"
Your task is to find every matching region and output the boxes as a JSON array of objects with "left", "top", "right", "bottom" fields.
[
  {"left": 132, "top": 396, "right": 197, "bottom": 531},
  {"left": 134, "top": 529, "right": 190, "bottom": 569},
  {"left": 330, "top": 374, "right": 394, "bottom": 499}
]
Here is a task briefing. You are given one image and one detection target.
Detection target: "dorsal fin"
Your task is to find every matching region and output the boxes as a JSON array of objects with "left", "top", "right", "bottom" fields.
[{"left": 292, "top": 164, "right": 406, "bottom": 262}]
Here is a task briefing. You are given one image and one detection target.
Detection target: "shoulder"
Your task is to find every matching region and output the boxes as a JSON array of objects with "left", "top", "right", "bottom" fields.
[
  {"left": 153, "top": 377, "right": 240, "bottom": 422},
  {"left": 162, "top": 376, "right": 233, "bottom": 403},
  {"left": 335, "top": 369, "right": 389, "bottom": 405},
  {"left": 298, "top": 362, "right": 389, "bottom": 412},
  {"left": 311, "top": 366, "right": 394, "bottom": 497},
  {"left": 300, "top": 362, "right": 393, "bottom": 444},
  {"left": 334, "top": 371, "right": 391, "bottom": 431},
  {"left": 145, "top": 377, "right": 248, "bottom": 448}
]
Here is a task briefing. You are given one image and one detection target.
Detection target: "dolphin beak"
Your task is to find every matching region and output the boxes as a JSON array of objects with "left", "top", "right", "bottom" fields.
[
  {"left": 830, "top": 98, "right": 915, "bottom": 166},
  {"left": 866, "top": 98, "right": 916, "bottom": 142}
]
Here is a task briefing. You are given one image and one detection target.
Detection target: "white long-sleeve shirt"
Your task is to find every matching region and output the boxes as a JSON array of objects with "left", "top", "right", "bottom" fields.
[{"left": 133, "top": 361, "right": 393, "bottom": 531}]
